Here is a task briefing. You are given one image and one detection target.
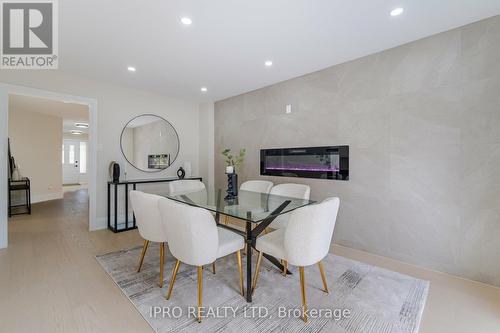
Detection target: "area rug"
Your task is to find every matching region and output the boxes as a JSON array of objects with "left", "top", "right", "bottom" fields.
[{"left": 96, "top": 244, "right": 429, "bottom": 333}]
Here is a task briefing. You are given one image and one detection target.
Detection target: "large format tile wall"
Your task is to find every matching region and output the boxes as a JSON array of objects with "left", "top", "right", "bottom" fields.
[{"left": 215, "top": 16, "right": 500, "bottom": 286}]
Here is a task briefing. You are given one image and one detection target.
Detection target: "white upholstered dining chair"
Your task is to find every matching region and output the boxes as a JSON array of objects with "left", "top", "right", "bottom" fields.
[
  {"left": 130, "top": 191, "right": 168, "bottom": 288},
  {"left": 222, "top": 180, "right": 274, "bottom": 226},
  {"left": 168, "top": 179, "right": 206, "bottom": 195},
  {"left": 168, "top": 179, "right": 217, "bottom": 271},
  {"left": 158, "top": 197, "right": 245, "bottom": 323},
  {"left": 240, "top": 180, "right": 274, "bottom": 193},
  {"left": 252, "top": 197, "right": 340, "bottom": 323},
  {"left": 267, "top": 183, "right": 310, "bottom": 230}
]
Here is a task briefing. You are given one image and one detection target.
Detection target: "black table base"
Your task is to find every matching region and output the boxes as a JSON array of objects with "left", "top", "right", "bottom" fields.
[{"left": 214, "top": 189, "right": 291, "bottom": 302}]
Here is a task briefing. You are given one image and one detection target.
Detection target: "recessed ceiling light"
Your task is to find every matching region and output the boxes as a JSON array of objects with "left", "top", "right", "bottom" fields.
[
  {"left": 265, "top": 60, "right": 273, "bottom": 67},
  {"left": 127, "top": 66, "right": 136, "bottom": 72},
  {"left": 181, "top": 17, "right": 192, "bottom": 25},
  {"left": 390, "top": 8, "right": 404, "bottom": 16},
  {"left": 71, "top": 130, "right": 83, "bottom": 135},
  {"left": 201, "top": 87, "right": 208, "bottom": 92},
  {"left": 75, "top": 123, "right": 89, "bottom": 129}
]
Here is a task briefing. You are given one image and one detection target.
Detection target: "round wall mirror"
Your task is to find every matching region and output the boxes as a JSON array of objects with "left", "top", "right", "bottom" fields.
[{"left": 120, "top": 114, "right": 180, "bottom": 172}]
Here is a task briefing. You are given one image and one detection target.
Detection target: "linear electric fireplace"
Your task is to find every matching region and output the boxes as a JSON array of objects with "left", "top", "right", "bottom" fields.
[{"left": 260, "top": 146, "right": 349, "bottom": 180}]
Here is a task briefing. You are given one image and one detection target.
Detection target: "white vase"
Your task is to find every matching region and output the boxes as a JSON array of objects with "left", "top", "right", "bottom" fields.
[
  {"left": 226, "top": 165, "right": 234, "bottom": 174},
  {"left": 12, "top": 168, "right": 20, "bottom": 181}
]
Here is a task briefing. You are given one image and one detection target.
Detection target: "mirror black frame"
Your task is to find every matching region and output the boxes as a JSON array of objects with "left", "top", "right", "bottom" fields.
[{"left": 120, "top": 114, "right": 180, "bottom": 173}]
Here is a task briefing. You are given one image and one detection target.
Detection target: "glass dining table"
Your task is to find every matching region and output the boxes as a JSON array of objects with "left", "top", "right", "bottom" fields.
[{"left": 161, "top": 188, "right": 316, "bottom": 302}]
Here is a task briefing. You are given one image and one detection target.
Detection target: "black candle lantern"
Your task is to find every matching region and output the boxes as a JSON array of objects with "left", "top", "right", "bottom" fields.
[
  {"left": 225, "top": 173, "right": 238, "bottom": 200},
  {"left": 221, "top": 148, "right": 245, "bottom": 200}
]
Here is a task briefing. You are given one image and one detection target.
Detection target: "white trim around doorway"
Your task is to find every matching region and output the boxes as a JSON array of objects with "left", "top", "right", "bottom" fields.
[{"left": 0, "top": 83, "right": 98, "bottom": 249}]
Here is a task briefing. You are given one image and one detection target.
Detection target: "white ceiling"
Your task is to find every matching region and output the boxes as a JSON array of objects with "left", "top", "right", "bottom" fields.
[
  {"left": 59, "top": 0, "right": 500, "bottom": 102},
  {"left": 9, "top": 94, "right": 89, "bottom": 135}
]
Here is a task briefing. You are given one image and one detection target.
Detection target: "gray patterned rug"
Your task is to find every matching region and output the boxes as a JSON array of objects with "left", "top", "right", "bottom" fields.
[{"left": 96, "top": 244, "right": 429, "bottom": 333}]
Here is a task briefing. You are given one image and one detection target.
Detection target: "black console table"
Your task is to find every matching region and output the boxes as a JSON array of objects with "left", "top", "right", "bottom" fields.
[
  {"left": 107, "top": 177, "right": 202, "bottom": 233},
  {"left": 8, "top": 177, "right": 31, "bottom": 217}
]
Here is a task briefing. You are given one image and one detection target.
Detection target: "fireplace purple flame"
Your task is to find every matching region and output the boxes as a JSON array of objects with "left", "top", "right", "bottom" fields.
[
  {"left": 265, "top": 166, "right": 340, "bottom": 172},
  {"left": 260, "top": 146, "right": 349, "bottom": 180}
]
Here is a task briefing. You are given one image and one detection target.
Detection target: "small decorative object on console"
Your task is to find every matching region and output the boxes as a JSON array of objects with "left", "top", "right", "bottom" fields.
[
  {"left": 177, "top": 166, "right": 186, "bottom": 179},
  {"left": 109, "top": 161, "right": 121, "bottom": 183},
  {"left": 11, "top": 167, "right": 20, "bottom": 181}
]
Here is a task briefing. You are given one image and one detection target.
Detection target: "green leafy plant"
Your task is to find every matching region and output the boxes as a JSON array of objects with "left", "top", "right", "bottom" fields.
[{"left": 222, "top": 148, "right": 246, "bottom": 169}]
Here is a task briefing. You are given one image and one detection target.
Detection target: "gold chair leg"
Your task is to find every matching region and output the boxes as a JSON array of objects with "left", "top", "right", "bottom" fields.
[
  {"left": 137, "top": 240, "right": 149, "bottom": 272},
  {"left": 236, "top": 250, "right": 244, "bottom": 296},
  {"left": 283, "top": 260, "right": 288, "bottom": 277},
  {"left": 212, "top": 262, "right": 216, "bottom": 274},
  {"left": 318, "top": 261, "right": 329, "bottom": 294},
  {"left": 299, "top": 266, "right": 308, "bottom": 323},
  {"left": 166, "top": 260, "right": 181, "bottom": 300},
  {"left": 252, "top": 251, "right": 263, "bottom": 295},
  {"left": 197, "top": 266, "right": 203, "bottom": 323},
  {"left": 159, "top": 242, "right": 165, "bottom": 288}
]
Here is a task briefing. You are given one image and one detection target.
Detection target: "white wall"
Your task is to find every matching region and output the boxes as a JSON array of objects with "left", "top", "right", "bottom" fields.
[
  {"left": 0, "top": 89, "right": 7, "bottom": 249},
  {"left": 0, "top": 71, "right": 202, "bottom": 233},
  {"left": 9, "top": 108, "right": 63, "bottom": 203},
  {"left": 121, "top": 127, "right": 135, "bottom": 166},
  {"left": 63, "top": 133, "right": 88, "bottom": 140},
  {"left": 199, "top": 103, "right": 215, "bottom": 193}
]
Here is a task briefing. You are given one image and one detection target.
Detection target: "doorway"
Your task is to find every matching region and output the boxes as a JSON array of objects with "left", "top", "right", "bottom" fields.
[
  {"left": 8, "top": 94, "right": 90, "bottom": 206},
  {"left": 63, "top": 139, "right": 88, "bottom": 185},
  {"left": 0, "top": 83, "right": 98, "bottom": 250}
]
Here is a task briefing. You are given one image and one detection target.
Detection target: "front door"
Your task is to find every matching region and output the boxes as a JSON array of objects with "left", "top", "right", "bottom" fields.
[{"left": 63, "top": 140, "right": 80, "bottom": 185}]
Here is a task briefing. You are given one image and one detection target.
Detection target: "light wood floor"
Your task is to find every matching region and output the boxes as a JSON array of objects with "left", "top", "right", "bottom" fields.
[{"left": 0, "top": 190, "right": 499, "bottom": 332}]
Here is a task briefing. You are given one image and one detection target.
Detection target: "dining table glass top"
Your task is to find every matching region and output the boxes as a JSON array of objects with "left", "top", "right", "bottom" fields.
[{"left": 161, "top": 188, "right": 316, "bottom": 223}]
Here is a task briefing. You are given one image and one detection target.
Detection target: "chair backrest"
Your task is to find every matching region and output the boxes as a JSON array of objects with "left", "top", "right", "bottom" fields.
[
  {"left": 168, "top": 180, "right": 206, "bottom": 195},
  {"left": 130, "top": 191, "right": 167, "bottom": 242},
  {"left": 240, "top": 180, "right": 274, "bottom": 194},
  {"left": 269, "top": 183, "right": 310, "bottom": 200},
  {"left": 268, "top": 183, "right": 311, "bottom": 214},
  {"left": 158, "top": 197, "right": 218, "bottom": 266},
  {"left": 284, "top": 197, "right": 340, "bottom": 266}
]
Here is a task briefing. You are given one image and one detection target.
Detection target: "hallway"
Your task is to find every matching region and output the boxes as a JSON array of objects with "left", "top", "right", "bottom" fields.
[{"left": 0, "top": 190, "right": 150, "bottom": 332}]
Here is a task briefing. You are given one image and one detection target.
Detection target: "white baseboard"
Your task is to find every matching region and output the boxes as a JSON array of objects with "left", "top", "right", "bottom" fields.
[
  {"left": 91, "top": 218, "right": 108, "bottom": 231},
  {"left": 93, "top": 214, "right": 135, "bottom": 232},
  {"left": 31, "top": 192, "right": 64, "bottom": 204}
]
